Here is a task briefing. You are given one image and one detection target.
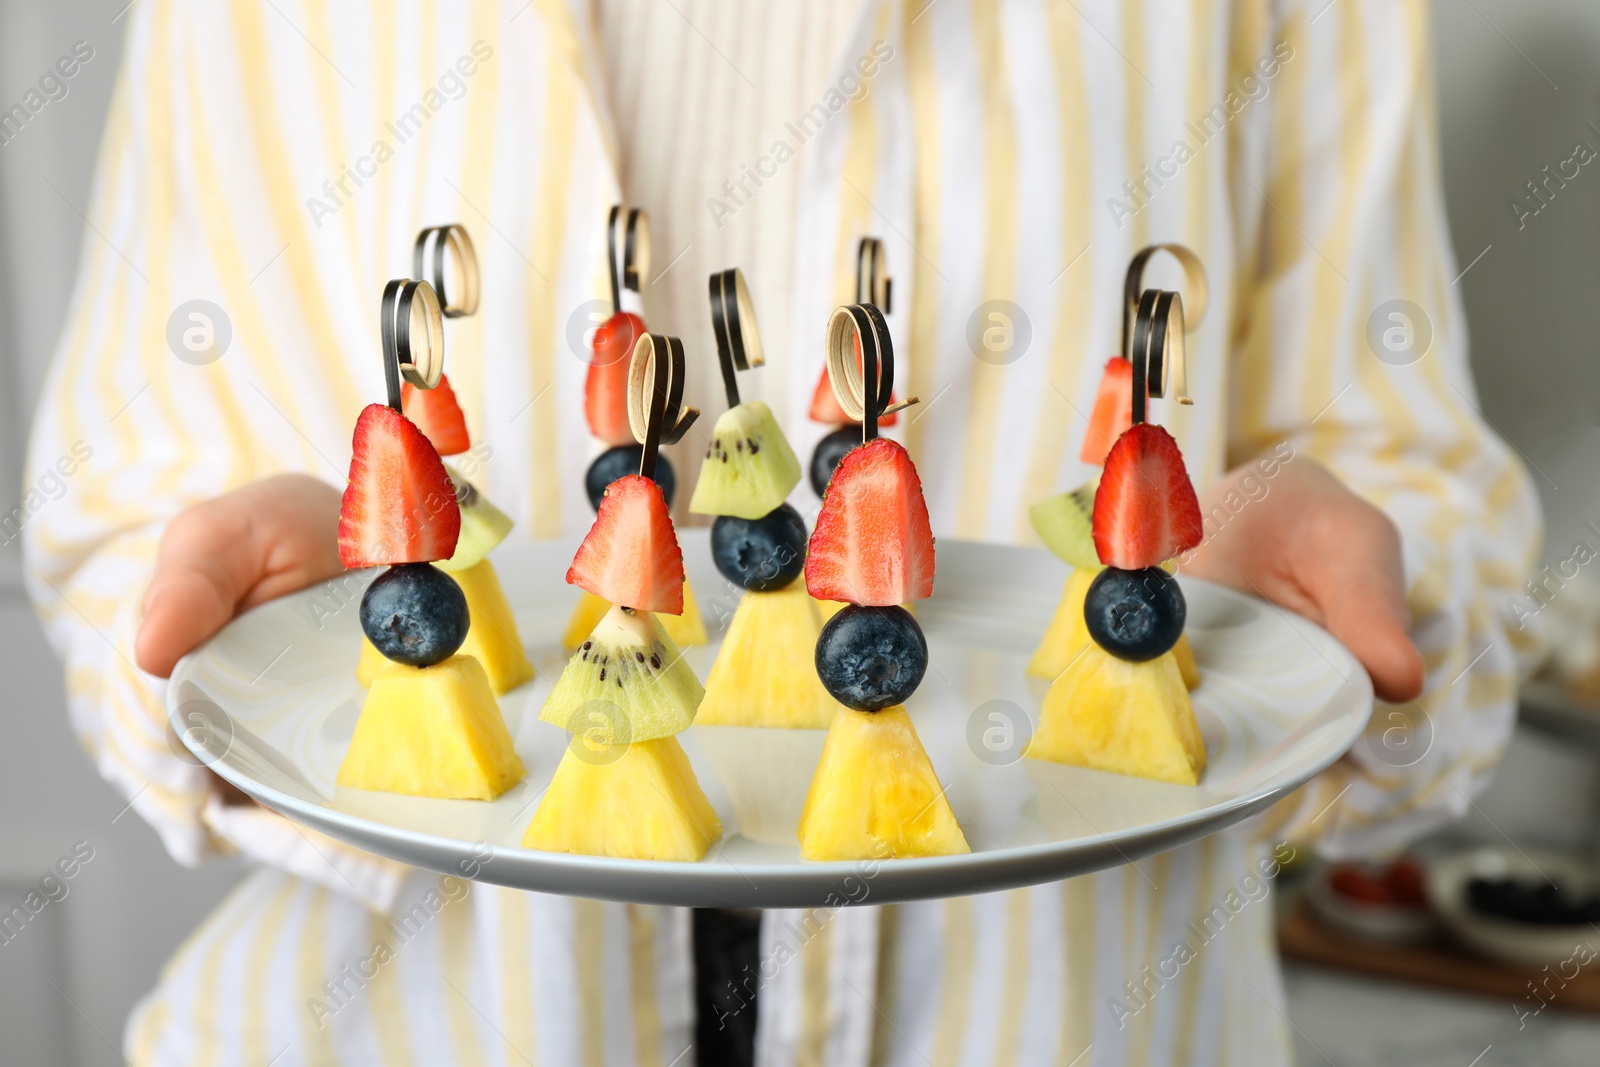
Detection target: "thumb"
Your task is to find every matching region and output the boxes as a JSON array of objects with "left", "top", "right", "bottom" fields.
[
  {"left": 134, "top": 475, "right": 343, "bottom": 678},
  {"left": 135, "top": 503, "right": 266, "bottom": 678}
]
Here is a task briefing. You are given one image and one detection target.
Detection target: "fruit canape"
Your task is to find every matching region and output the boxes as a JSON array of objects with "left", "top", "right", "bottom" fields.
[
  {"left": 1026, "top": 265, "right": 1208, "bottom": 786},
  {"left": 357, "top": 226, "right": 534, "bottom": 696},
  {"left": 806, "top": 239, "right": 901, "bottom": 506},
  {"left": 796, "top": 303, "right": 968, "bottom": 860},
  {"left": 683, "top": 268, "right": 834, "bottom": 841},
  {"left": 563, "top": 206, "right": 708, "bottom": 650},
  {"left": 691, "top": 268, "right": 831, "bottom": 727},
  {"left": 1027, "top": 245, "right": 1204, "bottom": 691},
  {"left": 337, "top": 277, "right": 525, "bottom": 800},
  {"left": 523, "top": 333, "right": 722, "bottom": 860}
]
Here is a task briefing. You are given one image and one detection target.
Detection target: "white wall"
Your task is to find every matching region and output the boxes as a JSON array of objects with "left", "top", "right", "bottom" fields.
[
  {"left": 1434, "top": 0, "right": 1600, "bottom": 555},
  {"left": 2, "top": 1, "right": 1599, "bottom": 1062}
]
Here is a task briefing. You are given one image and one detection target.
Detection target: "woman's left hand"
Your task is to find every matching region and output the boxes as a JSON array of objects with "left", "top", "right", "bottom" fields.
[{"left": 1181, "top": 454, "right": 1426, "bottom": 703}]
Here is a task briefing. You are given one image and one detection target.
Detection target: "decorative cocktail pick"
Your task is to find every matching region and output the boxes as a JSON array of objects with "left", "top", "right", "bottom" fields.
[
  {"left": 413, "top": 224, "right": 481, "bottom": 318},
  {"left": 338, "top": 276, "right": 524, "bottom": 801},
  {"left": 1025, "top": 246, "right": 1209, "bottom": 786},
  {"left": 709, "top": 267, "right": 763, "bottom": 409},
  {"left": 809, "top": 239, "right": 903, "bottom": 492},
  {"left": 823, "top": 302, "right": 918, "bottom": 443},
  {"left": 608, "top": 205, "right": 650, "bottom": 315},
  {"left": 856, "top": 236, "right": 891, "bottom": 313},
  {"left": 626, "top": 332, "right": 699, "bottom": 483},
  {"left": 378, "top": 278, "right": 445, "bottom": 412},
  {"left": 1121, "top": 242, "right": 1206, "bottom": 424}
]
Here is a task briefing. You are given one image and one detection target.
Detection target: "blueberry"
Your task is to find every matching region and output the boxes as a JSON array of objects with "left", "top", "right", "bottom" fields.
[
  {"left": 1083, "top": 566, "right": 1186, "bottom": 662},
  {"left": 710, "top": 504, "right": 808, "bottom": 591},
  {"left": 360, "top": 563, "right": 470, "bottom": 667},
  {"left": 815, "top": 604, "right": 928, "bottom": 711},
  {"left": 586, "top": 447, "right": 675, "bottom": 511},
  {"left": 809, "top": 426, "right": 860, "bottom": 498}
]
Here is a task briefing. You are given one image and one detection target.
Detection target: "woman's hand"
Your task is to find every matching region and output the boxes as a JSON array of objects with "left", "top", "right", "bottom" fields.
[
  {"left": 135, "top": 473, "right": 345, "bottom": 678},
  {"left": 1181, "top": 454, "right": 1426, "bottom": 703}
]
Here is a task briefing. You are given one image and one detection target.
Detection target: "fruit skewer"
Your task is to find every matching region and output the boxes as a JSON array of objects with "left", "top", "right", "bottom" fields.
[
  {"left": 524, "top": 333, "right": 722, "bottom": 861},
  {"left": 356, "top": 225, "right": 534, "bottom": 696},
  {"left": 796, "top": 302, "right": 968, "bottom": 861},
  {"left": 690, "top": 267, "right": 831, "bottom": 729},
  {"left": 1025, "top": 263, "right": 1209, "bottom": 785},
  {"left": 1026, "top": 245, "right": 1206, "bottom": 691},
  {"left": 337, "top": 277, "right": 526, "bottom": 800},
  {"left": 681, "top": 267, "right": 833, "bottom": 842},
  {"left": 806, "top": 238, "right": 902, "bottom": 500},
  {"left": 563, "top": 206, "right": 708, "bottom": 650}
]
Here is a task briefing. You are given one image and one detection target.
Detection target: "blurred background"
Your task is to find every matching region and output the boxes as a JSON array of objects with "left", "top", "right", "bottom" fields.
[{"left": 5, "top": 1, "right": 1600, "bottom": 1064}]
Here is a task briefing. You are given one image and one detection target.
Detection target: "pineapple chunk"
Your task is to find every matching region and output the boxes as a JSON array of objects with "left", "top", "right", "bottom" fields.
[
  {"left": 664, "top": 576, "right": 709, "bottom": 647},
  {"left": 561, "top": 575, "right": 708, "bottom": 650},
  {"left": 561, "top": 590, "right": 609, "bottom": 650},
  {"left": 698, "top": 583, "right": 835, "bottom": 728},
  {"left": 1026, "top": 569, "right": 1095, "bottom": 680},
  {"left": 356, "top": 558, "right": 535, "bottom": 695},
  {"left": 1027, "top": 569, "right": 1200, "bottom": 691},
  {"left": 451, "top": 558, "right": 536, "bottom": 694},
  {"left": 338, "top": 655, "right": 525, "bottom": 799},
  {"left": 797, "top": 705, "right": 969, "bottom": 860},
  {"left": 1027, "top": 642, "right": 1206, "bottom": 785},
  {"left": 356, "top": 633, "right": 386, "bottom": 687},
  {"left": 1172, "top": 633, "right": 1200, "bottom": 690},
  {"left": 522, "top": 736, "right": 722, "bottom": 860}
]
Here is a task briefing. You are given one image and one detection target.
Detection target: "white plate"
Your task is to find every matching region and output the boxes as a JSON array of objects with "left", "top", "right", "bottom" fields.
[{"left": 169, "top": 534, "right": 1372, "bottom": 908}]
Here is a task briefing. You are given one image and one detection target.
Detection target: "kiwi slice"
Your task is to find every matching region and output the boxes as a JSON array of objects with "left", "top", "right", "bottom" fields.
[
  {"left": 688, "top": 401, "right": 802, "bottom": 519},
  {"left": 539, "top": 604, "right": 705, "bottom": 745},
  {"left": 436, "top": 465, "right": 513, "bottom": 574},
  {"left": 1029, "top": 477, "right": 1102, "bottom": 571}
]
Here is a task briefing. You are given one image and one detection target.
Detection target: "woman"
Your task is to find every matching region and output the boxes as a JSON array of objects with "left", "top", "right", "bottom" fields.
[{"left": 25, "top": 1, "right": 1538, "bottom": 1064}]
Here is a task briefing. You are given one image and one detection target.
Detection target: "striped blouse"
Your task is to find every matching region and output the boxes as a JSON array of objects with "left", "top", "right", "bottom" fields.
[{"left": 23, "top": 1, "right": 1541, "bottom": 1065}]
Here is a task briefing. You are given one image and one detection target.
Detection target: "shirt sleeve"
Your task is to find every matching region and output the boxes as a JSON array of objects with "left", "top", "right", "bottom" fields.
[
  {"left": 21, "top": 6, "right": 410, "bottom": 909},
  {"left": 1233, "top": 0, "right": 1543, "bottom": 856}
]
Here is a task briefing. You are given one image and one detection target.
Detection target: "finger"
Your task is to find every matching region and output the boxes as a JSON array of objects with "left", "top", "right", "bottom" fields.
[
  {"left": 135, "top": 505, "right": 264, "bottom": 678},
  {"left": 1304, "top": 512, "right": 1426, "bottom": 704}
]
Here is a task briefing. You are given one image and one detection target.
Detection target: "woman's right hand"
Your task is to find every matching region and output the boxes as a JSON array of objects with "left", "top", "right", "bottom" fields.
[{"left": 135, "top": 473, "right": 345, "bottom": 678}]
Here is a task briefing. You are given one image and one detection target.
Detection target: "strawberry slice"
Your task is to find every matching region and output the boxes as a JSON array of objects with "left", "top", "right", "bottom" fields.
[
  {"left": 586, "top": 312, "right": 646, "bottom": 445},
  {"left": 807, "top": 337, "right": 899, "bottom": 427},
  {"left": 401, "top": 372, "right": 471, "bottom": 456},
  {"left": 339, "top": 404, "right": 461, "bottom": 568},
  {"left": 1091, "top": 424, "right": 1203, "bottom": 569},
  {"left": 1080, "top": 356, "right": 1134, "bottom": 466},
  {"left": 567, "top": 474, "right": 685, "bottom": 614},
  {"left": 805, "top": 438, "right": 934, "bottom": 605}
]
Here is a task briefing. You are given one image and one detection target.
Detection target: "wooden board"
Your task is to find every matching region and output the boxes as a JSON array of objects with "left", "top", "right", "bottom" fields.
[{"left": 1278, "top": 898, "right": 1600, "bottom": 1014}]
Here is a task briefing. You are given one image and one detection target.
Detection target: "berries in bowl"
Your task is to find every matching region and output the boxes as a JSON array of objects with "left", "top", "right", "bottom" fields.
[
  {"left": 1427, "top": 846, "right": 1600, "bottom": 965},
  {"left": 1308, "top": 857, "right": 1436, "bottom": 944}
]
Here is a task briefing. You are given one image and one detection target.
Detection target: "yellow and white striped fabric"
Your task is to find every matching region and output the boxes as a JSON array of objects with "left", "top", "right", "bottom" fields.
[{"left": 23, "top": 1, "right": 1541, "bottom": 1065}]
